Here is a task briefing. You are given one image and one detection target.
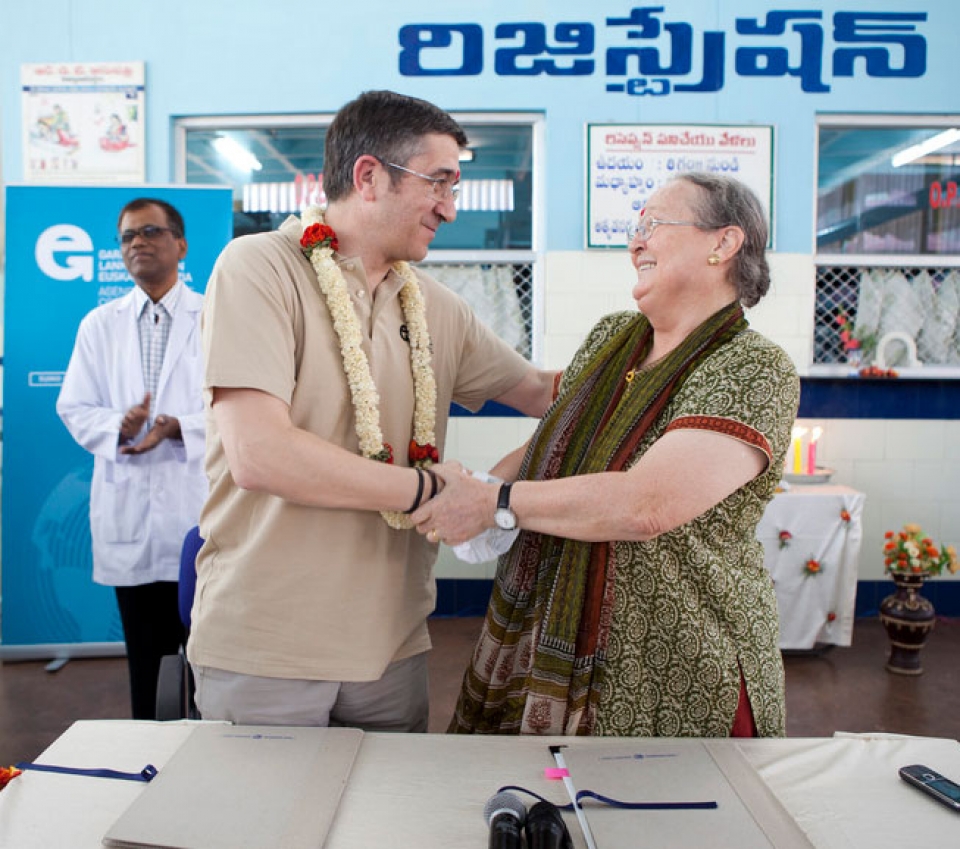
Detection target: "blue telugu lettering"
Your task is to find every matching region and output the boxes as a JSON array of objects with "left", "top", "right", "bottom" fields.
[
  {"left": 397, "top": 9, "right": 928, "bottom": 94},
  {"left": 735, "top": 11, "right": 829, "bottom": 93},
  {"left": 493, "top": 22, "right": 594, "bottom": 76}
]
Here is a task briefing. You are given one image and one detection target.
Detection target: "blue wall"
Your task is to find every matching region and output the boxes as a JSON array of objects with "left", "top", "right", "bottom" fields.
[{"left": 2, "top": 0, "right": 957, "bottom": 255}]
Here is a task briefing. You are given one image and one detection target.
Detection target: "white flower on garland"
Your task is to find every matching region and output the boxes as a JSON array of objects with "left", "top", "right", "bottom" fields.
[{"left": 300, "top": 205, "right": 438, "bottom": 529}]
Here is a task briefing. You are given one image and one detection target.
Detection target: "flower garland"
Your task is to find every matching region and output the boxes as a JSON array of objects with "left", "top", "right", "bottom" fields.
[{"left": 300, "top": 206, "right": 438, "bottom": 529}]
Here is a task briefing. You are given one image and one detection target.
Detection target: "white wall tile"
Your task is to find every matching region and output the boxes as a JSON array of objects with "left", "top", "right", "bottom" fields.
[
  {"left": 545, "top": 292, "right": 611, "bottom": 336},
  {"left": 944, "top": 423, "right": 960, "bottom": 459},
  {"left": 850, "top": 459, "right": 915, "bottom": 499},
  {"left": 812, "top": 419, "right": 885, "bottom": 462},
  {"left": 885, "top": 420, "right": 945, "bottom": 461}
]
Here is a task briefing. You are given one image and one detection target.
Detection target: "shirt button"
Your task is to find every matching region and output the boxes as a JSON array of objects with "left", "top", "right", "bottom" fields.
[
  {"left": 343, "top": 261, "right": 354, "bottom": 271},
  {"left": 356, "top": 289, "right": 365, "bottom": 298}
]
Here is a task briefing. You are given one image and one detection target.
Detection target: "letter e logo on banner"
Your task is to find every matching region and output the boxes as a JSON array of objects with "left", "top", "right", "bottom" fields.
[{"left": 35, "top": 224, "right": 94, "bottom": 281}]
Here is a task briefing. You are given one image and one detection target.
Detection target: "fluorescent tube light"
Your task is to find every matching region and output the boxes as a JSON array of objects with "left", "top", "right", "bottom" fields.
[
  {"left": 213, "top": 136, "right": 262, "bottom": 172},
  {"left": 891, "top": 128, "right": 960, "bottom": 168}
]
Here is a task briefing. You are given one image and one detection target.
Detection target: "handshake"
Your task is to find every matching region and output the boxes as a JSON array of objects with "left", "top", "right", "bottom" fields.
[
  {"left": 484, "top": 790, "right": 572, "bottom": 849},
  {"left": 447, "top": 471, "right": 520, "bottom": 564}
]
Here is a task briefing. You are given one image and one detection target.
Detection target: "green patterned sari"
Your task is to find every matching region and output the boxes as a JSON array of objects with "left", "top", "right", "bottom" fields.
[{"left": 448, "top": 302, "right": 754, "bottom": 736}]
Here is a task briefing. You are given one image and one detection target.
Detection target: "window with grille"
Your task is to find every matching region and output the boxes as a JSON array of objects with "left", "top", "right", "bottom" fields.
[
  {"left": 815, "top": 116, "right": 960, "bottom": 373},
  {"left": 174, "top": 113, "right": 544, "bottom": 363},
  {"left": 421, "top": 261, "right": 534, "bottom": 360},
  {"left": 815, "top": 266, "right": 960, "bottom": 367}
]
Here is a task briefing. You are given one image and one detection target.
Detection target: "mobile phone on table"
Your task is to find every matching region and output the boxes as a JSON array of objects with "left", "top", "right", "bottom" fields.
[{"left": 899, "top": 764, "right": 960, "bottom": 812}]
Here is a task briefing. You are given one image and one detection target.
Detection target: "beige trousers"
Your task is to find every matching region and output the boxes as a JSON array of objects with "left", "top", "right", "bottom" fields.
[{"left": 192, "top": 652, "right": 429, "bottom": 732}]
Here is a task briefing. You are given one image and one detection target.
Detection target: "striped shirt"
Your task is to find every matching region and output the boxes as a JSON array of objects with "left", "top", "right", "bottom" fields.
[{"left": 134, "top": 282, "right": 181, "bottom": 424}]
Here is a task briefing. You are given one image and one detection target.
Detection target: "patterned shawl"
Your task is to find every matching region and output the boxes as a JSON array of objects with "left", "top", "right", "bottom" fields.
[{"left": 449, "top": 301, "right": 748, "bottom": 735}]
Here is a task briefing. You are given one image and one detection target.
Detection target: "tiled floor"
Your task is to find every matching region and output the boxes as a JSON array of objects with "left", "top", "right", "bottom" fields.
[{"left": 1, "top": 616, "right": 958, "bottom": 766}]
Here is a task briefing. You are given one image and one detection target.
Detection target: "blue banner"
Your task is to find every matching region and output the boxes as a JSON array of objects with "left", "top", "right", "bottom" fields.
[{"left": 1, "top": 185, "right": 232, "bottom": 657}]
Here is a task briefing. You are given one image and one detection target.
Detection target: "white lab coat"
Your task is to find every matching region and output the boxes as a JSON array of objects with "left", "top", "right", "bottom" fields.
[{"left": 56, "top": 283, "right": 208, "bottom": 586}]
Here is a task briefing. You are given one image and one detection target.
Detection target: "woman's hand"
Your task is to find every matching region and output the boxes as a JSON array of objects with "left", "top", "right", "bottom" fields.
[{"left": 412, "top": 462, "right": 500, "bottom": 547}]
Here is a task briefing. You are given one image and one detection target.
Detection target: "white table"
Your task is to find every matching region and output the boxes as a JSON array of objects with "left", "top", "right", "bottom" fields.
[
  {"left": 1, "top": 720, "right": 959, "bottom": 848},
  {"left": 757, "top": 485, "right": 865, "bottom": 650}
]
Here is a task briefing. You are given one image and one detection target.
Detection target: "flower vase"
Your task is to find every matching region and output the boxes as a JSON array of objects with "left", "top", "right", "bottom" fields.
[{"left": 878, "top": 573, "right": 936, "bottom": 675}]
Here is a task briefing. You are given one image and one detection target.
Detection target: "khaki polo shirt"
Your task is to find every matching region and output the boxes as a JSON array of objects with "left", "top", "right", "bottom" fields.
[{"left": 189, "top": 217, "right": 531, "bottom": 681}]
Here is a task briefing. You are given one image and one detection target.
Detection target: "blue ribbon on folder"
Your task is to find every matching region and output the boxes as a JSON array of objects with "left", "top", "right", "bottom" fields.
[{"left": 15, "top": 762, "right": 158, "bottom": 782}]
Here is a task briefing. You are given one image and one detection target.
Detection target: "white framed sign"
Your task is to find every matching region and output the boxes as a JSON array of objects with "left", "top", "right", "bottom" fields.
[
  {"left": 22, "top": 61, "right": 145, "bottom": 183},
  {"left": 586, "top": 123, "right": 775, "bottom": 249}
]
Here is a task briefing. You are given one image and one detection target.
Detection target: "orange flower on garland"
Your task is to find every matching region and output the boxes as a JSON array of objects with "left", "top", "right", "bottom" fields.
[
  {"left": 804, "top": 558, "right": 822, "bottom": 576},
  {"left": 840, "top": 509, "right": 851, "bottom": 523},
  {"left": 0, "top": 765, "right": 22, "bottom": 790},
  {"left": 300, "top": 222, "right": 339, "bottom": 254},
  {"left": 778, "top": 530, "right": 792, "bottom": 549},
  {"left": 408, "top": 439, "right": 439, "bottom": 464},
  {"left": 371, "top": 443, "right": 394, "bottom": 464}
]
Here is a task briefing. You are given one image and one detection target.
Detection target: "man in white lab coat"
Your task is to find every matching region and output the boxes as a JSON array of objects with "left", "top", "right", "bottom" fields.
[{"left": 57, "top": 198, "right": 207, "bottom": 719}]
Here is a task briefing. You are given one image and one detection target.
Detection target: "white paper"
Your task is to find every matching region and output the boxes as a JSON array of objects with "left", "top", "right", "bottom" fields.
[{"left": 450, "top": 471, "right": 519, "bottom": 564}]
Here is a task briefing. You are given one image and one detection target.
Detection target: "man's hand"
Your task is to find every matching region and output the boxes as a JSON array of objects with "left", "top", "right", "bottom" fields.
[
  {"left": 119, "top": 392, "right": 151, "bottom": 442},
  {"left": 412, "top": 462, "right": 498, "bottom": 547},
  {"left": 120, "top": 414, "right": 182, "bottom": 455}
]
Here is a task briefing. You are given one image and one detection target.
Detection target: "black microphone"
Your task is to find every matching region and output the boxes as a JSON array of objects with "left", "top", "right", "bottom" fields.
[
  {"left": 525, "top": 800, "right": 573, "bottom": 849},
  {"left": 483, "top": 790, "right": 526, "bottom": 849}
]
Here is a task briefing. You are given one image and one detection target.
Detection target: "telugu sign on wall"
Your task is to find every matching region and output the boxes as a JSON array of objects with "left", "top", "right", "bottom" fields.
[
  {"left": 586, "top": 123, "right": 775, "bottom": 249},
  {"left": 21, "top": 61, "right": 145, "bottom": 183},
  {"left": 398, "top": 10, "right": 928, "bottom": 97}
]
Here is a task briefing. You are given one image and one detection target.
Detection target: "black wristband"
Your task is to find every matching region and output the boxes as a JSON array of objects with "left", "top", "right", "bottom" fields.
[
  {"left": 424, "top": 467, "right": 439, "bottom": 501},
  {"left": 404, "top": 468, "right": 426, "bottom": 514}
]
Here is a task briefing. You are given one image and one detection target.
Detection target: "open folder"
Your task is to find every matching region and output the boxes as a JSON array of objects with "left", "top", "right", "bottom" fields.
[
  {"left": 561, "top": 739, "right": 814, "bottom": 849},
  {"left": 101, "top": 724, "right": 363, "bottom": 849}
]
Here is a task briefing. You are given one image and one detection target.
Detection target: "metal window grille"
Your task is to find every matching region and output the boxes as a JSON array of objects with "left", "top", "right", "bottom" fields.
[
  {"left": 815, "top": 266, "right": 960, "bottom": 366},
  {"left": 420, "top": 261, "right": 535, "bottom": 361}
]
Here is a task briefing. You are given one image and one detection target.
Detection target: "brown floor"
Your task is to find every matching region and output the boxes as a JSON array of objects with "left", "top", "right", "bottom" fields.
[{"left": 1, "top": 616, "right": 958, "bottom": 766}]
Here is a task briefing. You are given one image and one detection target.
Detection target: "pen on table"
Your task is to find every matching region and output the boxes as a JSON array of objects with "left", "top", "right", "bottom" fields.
[{"left": 550, "top": 745, "right": 598, "bottom": 849}]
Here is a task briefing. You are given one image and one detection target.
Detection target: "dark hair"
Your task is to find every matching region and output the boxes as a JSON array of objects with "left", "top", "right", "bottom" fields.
[
  {"left": 322, "top": 90, "right": 468, "bottom": 202},
  {"left": 677, "top": 173, "right": 770, "bottom": 308},
  {"left": 117, "top": 198, "right": 185, "bottom": 238}
]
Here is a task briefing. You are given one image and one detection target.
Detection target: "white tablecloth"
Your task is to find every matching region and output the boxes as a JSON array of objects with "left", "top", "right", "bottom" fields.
[
  {"left": 2, "top": 721, "right": 959, "bottom": 848},
  {"left": 758, "top": 485, "right": 865, "bottom": 649}
]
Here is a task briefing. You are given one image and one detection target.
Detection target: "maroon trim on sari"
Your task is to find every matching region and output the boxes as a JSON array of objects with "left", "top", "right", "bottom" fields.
[{"left": 665, "top": 414, "right": 772, "bottom": 459}]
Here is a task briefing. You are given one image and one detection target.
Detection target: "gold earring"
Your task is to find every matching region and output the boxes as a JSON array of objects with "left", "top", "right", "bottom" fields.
[{"left": 707, "top": 253, "right": 721, "bottom": 266}]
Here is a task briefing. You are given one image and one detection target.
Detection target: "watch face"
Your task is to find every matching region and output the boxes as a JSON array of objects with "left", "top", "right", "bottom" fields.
[{"left": 495, "top": 508, "right": 517, "bottom": 531}]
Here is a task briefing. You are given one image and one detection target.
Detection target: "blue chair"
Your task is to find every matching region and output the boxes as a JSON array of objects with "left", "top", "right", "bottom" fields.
[
  {"left": 177, "top": 525, "right": 202, "bottom": 629},
  {"left": 155, "top": 526, "right": 202, "bottom": 720}
]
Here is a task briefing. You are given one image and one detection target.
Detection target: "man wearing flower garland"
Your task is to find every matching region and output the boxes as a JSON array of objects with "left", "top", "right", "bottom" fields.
[{"left": 188, "top": 90, "right": 556, "bottom": 731}]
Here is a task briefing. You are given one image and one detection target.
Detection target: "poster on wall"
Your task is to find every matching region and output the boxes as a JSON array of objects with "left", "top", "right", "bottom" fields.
[
  {"left": 1, "top": 184, "right": 232, "bottom": 660},
  {"left": 21, "top": 61, "right": 145, "bottom": 183},
  {"left": 587, "top": 124, "right": 775, "bottom": 249}
]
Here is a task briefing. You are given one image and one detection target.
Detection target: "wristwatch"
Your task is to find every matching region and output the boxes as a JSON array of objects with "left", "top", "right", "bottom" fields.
[{"left": 494, "top": 482, "right": 518, "bottom": 531}]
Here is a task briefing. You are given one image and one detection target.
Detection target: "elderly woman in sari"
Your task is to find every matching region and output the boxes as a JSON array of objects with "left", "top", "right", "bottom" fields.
[{"left": 414, "top": 172, "right": 800, "bottom": 738}]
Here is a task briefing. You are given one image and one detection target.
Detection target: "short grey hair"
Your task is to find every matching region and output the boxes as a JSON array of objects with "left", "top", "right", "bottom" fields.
[{"left": 675, "top": 172, "right": 770, "bottom": 308}]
